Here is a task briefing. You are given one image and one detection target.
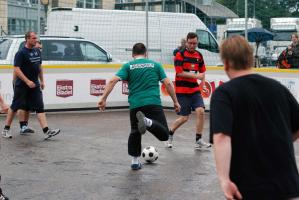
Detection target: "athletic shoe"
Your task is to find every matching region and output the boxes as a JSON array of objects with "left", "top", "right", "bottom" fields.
[
  {"left": 195, "top": 139, "right": 212, "bottom": 150},
  {"left": 44, "top": 128, "right": 60, "bottom": 140},
  {"left": 131, "top": 162, "right": 142, "bottom": 170},
  {"left": 0, "top": 187, "right": 9, "bottom": 200},
  {"left": 165, "top": 135, "right": 173, "bottom": 148},
  {"left": 136, "top": 111, "right": 146, "bottom": 135},
  {"left": 20, "top": 126, "right": 35, "bottom": 135},
  {"left": 1, "top": 129, "right": 12, "bottom": 139}
]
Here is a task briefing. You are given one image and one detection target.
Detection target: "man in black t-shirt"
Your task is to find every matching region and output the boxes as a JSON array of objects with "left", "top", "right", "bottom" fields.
[
  {"left": 210, "top": 35, "right": 299, "bottom": 200},
  {"left": 2, "top": 31, "right": 60, "bottom": 140}
]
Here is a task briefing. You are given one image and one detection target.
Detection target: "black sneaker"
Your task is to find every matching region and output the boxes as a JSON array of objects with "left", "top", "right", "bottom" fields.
[
  {"left": 44, "top": 128, "right": 60, "bottom": 140},
  {"left": 136, "top": 111, "right": 146, "bottom": 135},
  {"left": 131, "top": 162, "right": 142, "bottom": 170},
  {"left": 0, "top": 188, "right": 9, "bottom": 200}
]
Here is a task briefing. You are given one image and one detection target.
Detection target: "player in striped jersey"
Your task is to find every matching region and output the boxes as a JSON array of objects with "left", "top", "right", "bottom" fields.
[{"left": 166, "top": 32, "right": 211, "bottom": 149}]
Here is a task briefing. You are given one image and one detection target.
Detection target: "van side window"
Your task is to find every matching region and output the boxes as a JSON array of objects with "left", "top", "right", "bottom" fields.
[
  {"left": 197, "top": 30, "right": 219, "bottom": 53},
  {"left": 43, "top": 40, "right": 82, "bottom": 61},
  {"left": 79, "top": 42, "right": 108, "bottom": 62}
]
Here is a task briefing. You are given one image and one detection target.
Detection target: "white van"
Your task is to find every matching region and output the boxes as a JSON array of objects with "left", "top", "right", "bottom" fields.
[{"left": 46, "top": 8, "right": 221, "bottom": 66}]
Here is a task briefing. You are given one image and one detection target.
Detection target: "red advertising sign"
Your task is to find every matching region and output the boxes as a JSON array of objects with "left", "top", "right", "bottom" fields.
[
  {"left": 90, "top": 79, "right": 106, "bottom": 96},
  {"left": 122, "top": 81, "right": 129, "bottom": 95},
  {"left": 56, "top": 80, "right": 73, "bottom": 98},
  {"left": 161, "top": 80, "right": 225, "bottom": 99}
]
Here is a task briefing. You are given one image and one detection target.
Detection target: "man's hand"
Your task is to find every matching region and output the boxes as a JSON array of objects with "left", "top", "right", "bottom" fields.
[
  {"left": 197, "top": 73, "right": 205, "bottom": 80},
  {"left": 220, "top": 179, "right": 243, "bottom": 200},
  {"left": 174, "top": 102, "right": 181, "bottom": 113},
  {"left": 26, "top": 80, "right": 36, "bottom": 88},
  {"left": 40, "top": 82, "right": 45, "bottom": 90},
  {"left": 0, "top": 103, "right": 9, "bottom": 113},
  {"left": 98, "top": 98, "right": 106, "bottom": 111}
]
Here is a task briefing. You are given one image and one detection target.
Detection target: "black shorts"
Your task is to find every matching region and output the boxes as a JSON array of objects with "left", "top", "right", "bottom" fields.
[
  {"left": 177, "top": 92, "right": 205, "bottom": 116},
  {"left": 10, "top": 85, "right": 44, "bottom": 113}
]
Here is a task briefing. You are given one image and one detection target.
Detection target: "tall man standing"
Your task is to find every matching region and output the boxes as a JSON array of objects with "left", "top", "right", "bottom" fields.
[
  {"left": 211, "top": 35, "right": 299, "bottom": 200},
  {"left": 166, "top": 32, "right": 211, "bottom": 149},
  {"left": 98, "top": 43, "right": 180, "bottom": 170},
  {"left": 1, "top": 41, "right": 43, "bottom": 138},
  {"left": 3, "top": 31, "right": 60, "bottom": 139}
]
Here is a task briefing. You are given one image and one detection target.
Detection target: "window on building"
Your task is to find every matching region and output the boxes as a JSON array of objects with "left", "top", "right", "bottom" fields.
[
  {"left": 52, "top": 0, "right": 58, "bottom": 7},
  {"left": 76, "top": 0, "right": 102, "bottom": 9},
  {"left": 30, "top": 0, "right": 38, "bottom": 4},
  {"left": 8, "top": 18, "right": 38, "bottom": 35}
]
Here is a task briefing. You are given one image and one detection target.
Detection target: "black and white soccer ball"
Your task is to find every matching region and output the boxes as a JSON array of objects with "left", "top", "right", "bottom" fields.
[{"left": 142, "top": 146, "right": 159, "bottom": 163}]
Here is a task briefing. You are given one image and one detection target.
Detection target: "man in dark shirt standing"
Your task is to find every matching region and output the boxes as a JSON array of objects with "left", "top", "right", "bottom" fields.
[
  {"left": 166, "top": 32, "right": 211, "bottom": 149},
  {"left": 210, "top": 35, "right": 299, "bottom": 200},
  {"left": 5, "top": 31, "right": 60, "bottom": 139}
]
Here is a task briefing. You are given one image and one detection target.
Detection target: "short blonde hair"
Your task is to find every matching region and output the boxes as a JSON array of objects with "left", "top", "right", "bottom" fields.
[{"left": 220, "top": 35, "right": 253, "bottom": 70}]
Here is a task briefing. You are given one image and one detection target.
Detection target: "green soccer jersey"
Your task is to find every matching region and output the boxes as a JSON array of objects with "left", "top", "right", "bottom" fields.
[{"left": 116, "top": 58, "right": 167, "bottom": 109}]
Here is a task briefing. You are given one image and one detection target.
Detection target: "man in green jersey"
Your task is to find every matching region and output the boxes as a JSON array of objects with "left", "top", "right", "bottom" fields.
[{"left": 98, "top": 43, "right": 180, "bottom": 170}]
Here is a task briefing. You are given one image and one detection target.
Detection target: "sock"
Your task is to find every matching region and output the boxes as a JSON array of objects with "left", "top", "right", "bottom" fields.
[
  {"left": 169, "top": 130, "right": 174, "bottom": 136},
  {"left": 196, "top": 134, "right": 202, "bottom": 142},
  {"left": 144, "top": 117, "right": 152, "bottom": 127},
  {"left": 43, "top": 127, "right": 49, "bottom": 133},
  {"left": 20, "top": 121, "right": 27, "bottom": 129},
  {"left": 132, "top": 157, "right": 139, "bottom": 165},
  {"left": 4, "top": 125, "right": 10, "bottom": 130}
]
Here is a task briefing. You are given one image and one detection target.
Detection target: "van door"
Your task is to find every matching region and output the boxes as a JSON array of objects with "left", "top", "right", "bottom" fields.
[{"left": 196, "top": 30, "right": 221, "bottom": 66}]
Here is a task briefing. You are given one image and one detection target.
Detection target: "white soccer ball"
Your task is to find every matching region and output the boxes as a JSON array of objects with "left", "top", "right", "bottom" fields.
[{"left": 142, "top": 146, "right": 159, "bottom": 163}]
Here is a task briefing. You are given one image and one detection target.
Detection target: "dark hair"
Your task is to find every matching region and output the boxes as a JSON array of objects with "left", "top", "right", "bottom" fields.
[
  {"left": 186, "top": 32, "right": 198, "bottom": 40},
  {"left": 220, "top": 35, "right": 253, "bottom": 70},
  {"left": 132, "top": 43, "right": 147, "bottom": 55},
  {"left": 25, "top": 31, "right": 35, "bottom": 41}
]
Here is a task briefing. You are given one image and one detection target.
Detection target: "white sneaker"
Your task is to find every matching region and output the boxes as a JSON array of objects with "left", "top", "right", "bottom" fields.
[
  {"left": 195, "top": 139, "right": 211, "bottom": 150},
  {"left": 44, "top": 128, "right": 60, "bottom": 140},
  {"left": 1, "top": 129, "right": 12, "bottom": 139},
  {"left": 20, "top": 126, "right": 35, "bottom": 135},
  {"left": 165, "top": 135, "right": 173, "bottom": 148}
]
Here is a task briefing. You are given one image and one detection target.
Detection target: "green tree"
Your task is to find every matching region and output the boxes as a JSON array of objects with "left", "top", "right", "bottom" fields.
[{"left": 216, "top": 0, "right": 299, "bottom": 28}]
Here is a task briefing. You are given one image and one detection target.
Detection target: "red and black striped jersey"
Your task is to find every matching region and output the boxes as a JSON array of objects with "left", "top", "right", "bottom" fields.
[{"left": 174, "top": 49, "right": 206, "bottom": 94}]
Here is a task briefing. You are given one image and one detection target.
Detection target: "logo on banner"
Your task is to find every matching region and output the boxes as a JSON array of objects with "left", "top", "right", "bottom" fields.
[
  {"left": 56, "top": 80, "right": 73, "bottom": 98},
  {"left": 161, "top": 80, "right": 225, "bottom": 99},
  {"left": 199, "top": 80, "right": 224, "bottom": 98},
  {"left": 122, "top": 81, "right": 129, "bottom": 95},
  {"left": 90, "top": 79, "right": 106, "bottom": 96}
]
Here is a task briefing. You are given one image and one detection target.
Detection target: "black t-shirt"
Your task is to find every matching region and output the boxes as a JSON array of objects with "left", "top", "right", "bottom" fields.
[
  {"left": 210, "top": 74, "right": 299, "bottom": 199},
  {"left": 14, "top": 47, "right": 42, "bottom": 87}
]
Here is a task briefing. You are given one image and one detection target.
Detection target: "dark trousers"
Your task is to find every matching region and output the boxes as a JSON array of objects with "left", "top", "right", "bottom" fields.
[{"left": 128, "top": 105, "right": 169, "bottom": 157}]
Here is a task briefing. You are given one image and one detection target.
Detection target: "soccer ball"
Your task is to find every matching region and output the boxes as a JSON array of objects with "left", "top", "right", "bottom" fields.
[{"left": 142, "top": 146, "right": 159, "bottom": 163}]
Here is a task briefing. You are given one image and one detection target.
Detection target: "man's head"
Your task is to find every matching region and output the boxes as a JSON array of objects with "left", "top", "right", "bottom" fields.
[
  {"left": 220, "top": 35, "right": 253, "bottom": 77},
  {"left": 25, "top": 31, "right": 37, "bottom": 48},
  {"left": 186, "top": 32, "right": 198, "bottom": 52},
  {"left": 291, "top": 33, "right": 299, "bottom": 45},
  {"left": 132, "top": 43, "right": 147, "bottom": 58},
  {"left": 35, "top": 41, "right": 42, "bottom": 51}
]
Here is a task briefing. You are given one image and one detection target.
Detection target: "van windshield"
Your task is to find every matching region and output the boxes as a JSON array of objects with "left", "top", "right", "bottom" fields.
[{"left": 0, "top": 39, "right": 12, "bottom": 60}]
